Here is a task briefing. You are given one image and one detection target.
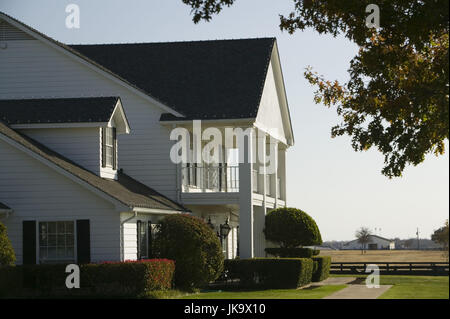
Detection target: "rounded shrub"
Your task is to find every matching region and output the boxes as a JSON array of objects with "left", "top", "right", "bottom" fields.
[
  {"left": 0, "top": 222, "right": 16, "bottom": 266},
  {"left": 264, "top": 207, "right": 322, "bottom": 248},
  {"left": 153, "top": 214, "right": 223, "bottom": 289}
]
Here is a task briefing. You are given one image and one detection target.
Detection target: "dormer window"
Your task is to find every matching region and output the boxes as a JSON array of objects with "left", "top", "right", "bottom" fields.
[{"left": 102, "top": 127, "right": 117, "bottom": 169}]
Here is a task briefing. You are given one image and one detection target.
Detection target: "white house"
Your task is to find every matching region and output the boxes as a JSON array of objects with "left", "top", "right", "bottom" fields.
[
  {"left": 343, "top": 235, "right": 396, "bottom": 250},
  {"left": 0, "top": 12, "right": 294, "bottom": 264}
]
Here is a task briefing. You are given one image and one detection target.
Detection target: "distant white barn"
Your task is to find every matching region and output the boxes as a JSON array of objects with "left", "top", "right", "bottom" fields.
[{"left": 343, "top": 235, "right": 395, "bottom": 250}]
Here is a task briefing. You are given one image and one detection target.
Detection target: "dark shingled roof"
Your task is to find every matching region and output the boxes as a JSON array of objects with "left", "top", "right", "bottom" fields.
[
  {"left": 70, "top": 38, "right": 275, "bottom": 120},
  {"left": 0, "top": 202, "right": 11, "bottom": 210},
  {"left": 0, "top": 97, "right": 120, "bottom": 125},
  {"left": 0, "top": 121, "right": 187, "bottom": 212}
]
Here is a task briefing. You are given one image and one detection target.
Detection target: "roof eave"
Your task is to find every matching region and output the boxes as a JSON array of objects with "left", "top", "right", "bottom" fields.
[{"left": 109, "top": 98, "right": 131, "bottom": 134}]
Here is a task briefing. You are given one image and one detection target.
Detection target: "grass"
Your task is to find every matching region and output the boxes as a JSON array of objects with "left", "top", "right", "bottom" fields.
[
  {"left": 331, "top": 274, "right": 449, "bottom": 299},
  {"left": 180, "top": 285, "right": 346, "bottom": 299},
  {"left": 320, "top": 250, "right": 447, "bottom": 263},
  {"left": 378, "top": 275, "right": 449, "bottom": 299},
  {"left": 175, "top": 275, "right": 449, "bottom": 299}
]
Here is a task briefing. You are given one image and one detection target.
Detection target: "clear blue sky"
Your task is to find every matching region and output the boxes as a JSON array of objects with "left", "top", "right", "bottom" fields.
[{"left": 1, "top": 0, "right": 448, "bottom": 241}]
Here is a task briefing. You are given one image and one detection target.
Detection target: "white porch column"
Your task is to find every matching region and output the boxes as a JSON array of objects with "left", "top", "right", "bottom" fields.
[
  {"left": 239, "top": 128, "right": 254, "bottom": 259},
  {"left": 278, "top": 145, "right": 287, "bottom": 203},
  {"left": 270, "top": 140, "right": 278, "bottom": 206}
]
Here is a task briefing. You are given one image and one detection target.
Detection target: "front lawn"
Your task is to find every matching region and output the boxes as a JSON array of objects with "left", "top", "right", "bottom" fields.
[
  {"left": 176, "top": 275, "right": 449, "bottom": 299},
  {"left": 332, "top": 274, "right": 449, "bottom": 299},
  {"left": 180, "top": 285, "right": 346, "bottom": 299},
  {"left": 378, "top": 275, "right": 449, "bottom": 299}
]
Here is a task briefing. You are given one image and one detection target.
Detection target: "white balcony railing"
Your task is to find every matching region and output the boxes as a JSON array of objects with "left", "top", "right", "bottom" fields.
[{"left": 182, "top": 164, "right": 239, "bottom": 192}]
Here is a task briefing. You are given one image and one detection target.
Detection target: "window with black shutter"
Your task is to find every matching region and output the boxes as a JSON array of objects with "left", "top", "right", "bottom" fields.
[
  {"left": 22, "top": 220, "right": 36, "bottom": 265},
  {"left": 76, "top": 219, "right": 91, "bottom": 264}
]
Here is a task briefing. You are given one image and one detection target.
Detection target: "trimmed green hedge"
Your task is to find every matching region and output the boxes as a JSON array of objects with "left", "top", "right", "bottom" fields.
[
  {"left": 311, "top": 256, "right": 331, "bottom": 282},
  {"left": 264, "top": 207, "right": 322, "bottom": 248},
  {"left": 224, "top": 258, "right": 313, "bottom": 289},
  {"left": 0, "top": 259, "right": 175, "bottom": 298},
  {"left": 154, "top": 214, "right": 223, "bottom": 289},
  {"left": 265, "top": 247, "right": 315, "bottom": 258}
]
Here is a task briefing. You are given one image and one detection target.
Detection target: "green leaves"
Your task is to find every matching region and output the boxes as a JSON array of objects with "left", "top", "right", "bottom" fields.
[
  {"left": 153, "top": 214, "right": 224, "bottom": 289},
  {"left": 264, "top": 207, "right": 323, "bottom": 248},
  {"left": 0, "top": 222, "right": 15, "bottom": 267}
]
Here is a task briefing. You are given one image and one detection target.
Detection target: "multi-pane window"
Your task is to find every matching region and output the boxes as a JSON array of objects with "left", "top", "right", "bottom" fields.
[
  {"left": 39, "top": 221, "right": 75, "bottom": 264},
  {"left": 137, "top": 221, "right": 159, "bottom": 260},
  {"left": 137, "top": 221, "right": 148, "bottom": 260},
  {"left": 104, "top": 127, "right": 115, "bottom": 168}
]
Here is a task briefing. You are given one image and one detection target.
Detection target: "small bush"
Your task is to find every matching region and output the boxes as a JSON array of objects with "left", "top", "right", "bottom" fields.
[
  {"left": 154, "top": 214, "right": 224, "bottom": 289},
  {"left": 224, "top": 258, "right": 313, "bottom": 289},
  {"left": 265, "top": 247, "right": 314, "bottom": 258},
  {"left": 264, "top": 207, "right": 322, "bottom": 248},
  {"left": 0, "top": 259, "right": 175, "bottom": 298},
  {"left": 0, "top": 222, "right": 15, "bottom": 266},
  {"left": 312, "top": 249, "right": 320, "bottom": 256},
  {"left": 82, "top": 259, "right": 175, "bottom": 296},
  {"left": 312, "top": 256, "right": 331, "bottom": 282}
]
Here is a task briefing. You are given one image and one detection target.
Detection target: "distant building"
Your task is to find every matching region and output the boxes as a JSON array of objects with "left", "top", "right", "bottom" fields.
[
  {"left": 304, "top": 246, "right": 337, "bottom": 251},
  {"left": 343, "top": 235, "right": 395, "bottom": 250}
]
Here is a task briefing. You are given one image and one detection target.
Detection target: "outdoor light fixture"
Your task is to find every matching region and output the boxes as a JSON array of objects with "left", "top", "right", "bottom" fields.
[
  {"left": 207, "top": 217, "right": 215, "bottom": 231},
  {"left": 219, "top": 219, "right": 231, "bottom": 239}
]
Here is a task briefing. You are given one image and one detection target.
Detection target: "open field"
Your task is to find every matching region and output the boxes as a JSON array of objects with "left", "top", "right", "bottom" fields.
[{"left": 319, "top": 250, "right": 448, "bottom": 262}]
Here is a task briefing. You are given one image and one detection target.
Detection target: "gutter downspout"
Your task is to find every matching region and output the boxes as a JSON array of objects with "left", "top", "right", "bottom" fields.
[{"left": 120, "top": 211, "right": 137, "bottom": 261}]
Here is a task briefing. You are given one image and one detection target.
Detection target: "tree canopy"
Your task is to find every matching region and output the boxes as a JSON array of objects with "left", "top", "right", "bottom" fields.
[
  {"left": 355, "top": 226, "right": 372, "bottom": 253},
  {"left": 432, "top": 220, "right": 449, "bottom": 250},
  {"left": 182, "top": 0, "right": 449, "bottom": 177}
]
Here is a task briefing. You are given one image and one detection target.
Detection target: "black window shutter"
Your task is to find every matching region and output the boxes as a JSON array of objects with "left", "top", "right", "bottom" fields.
[
  {"left": 101, "top": 127, "right": 106, "bottom": 167},
  {"left": 22, "top": 221, "right": 36, "bottom": 265},
  {"left": 112, "top": 128, "right": 117, "bottom": 170},
  {"left": 76, "top": 220, "right": 91, "bottom": 264},
  {"left": 137, "top": 221, "right": 142, "bottom": 260}
]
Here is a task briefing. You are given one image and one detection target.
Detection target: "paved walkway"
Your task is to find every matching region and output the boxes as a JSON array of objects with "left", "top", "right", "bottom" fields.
[
  {"left": 307, "top": 277, "right": 392, "bottom": 299},
  {"left": 323, "top": 284, "right": 392, "bottom": 299}
]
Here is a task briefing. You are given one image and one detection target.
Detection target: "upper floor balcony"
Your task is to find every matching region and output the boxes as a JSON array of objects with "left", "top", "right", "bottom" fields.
[
  {"left": 181, "top": 164, "right": 283, "bottom": 200},
  {"left": 182, "top": 164, "right": 239, "bottom": 193}
]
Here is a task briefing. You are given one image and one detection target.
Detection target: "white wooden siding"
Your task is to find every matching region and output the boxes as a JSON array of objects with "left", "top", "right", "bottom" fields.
[
  {"left": 0, "top": 138, "right": 121, "bottom": 264},
  {"left": 122, "top": 218, "right": 138, "bottom": 261},
  {"left": 255, "top": 61, "right": 287, "bottom": 144},
  {"left": 18, "top": 127, "right": 101, "bottom": 175},
  {"left": 0, "top": 33, "right": 177, "bottom": 199},
  {"left": 0, "top": 20, "right": 33, "bottom": 41}
]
